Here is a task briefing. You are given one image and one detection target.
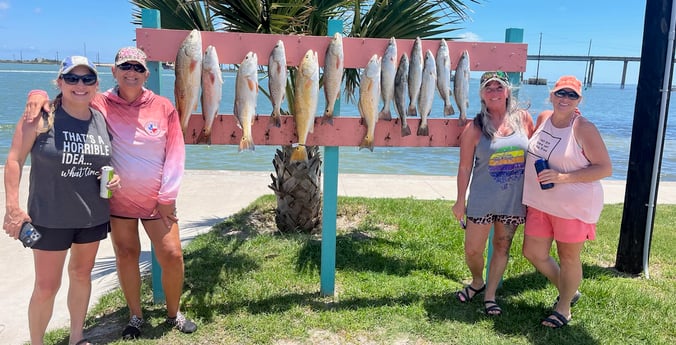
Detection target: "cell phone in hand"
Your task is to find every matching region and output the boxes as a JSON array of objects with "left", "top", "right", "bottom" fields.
[{"left": 19, "top": 222, "right": 41, "bottom": 248}]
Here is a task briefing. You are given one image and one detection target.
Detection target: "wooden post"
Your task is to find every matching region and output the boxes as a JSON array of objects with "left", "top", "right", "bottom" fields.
[
  {"left": 320, "top": 19, "right": 342, "bottom": 296},
  {"left": 141, "top": 8, "right": 166, "bottom": 304}
]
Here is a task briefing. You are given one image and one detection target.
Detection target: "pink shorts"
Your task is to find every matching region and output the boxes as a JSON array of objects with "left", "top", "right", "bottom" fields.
[{"left": 525, "top": 207, "right": 596, "bottom": 243}]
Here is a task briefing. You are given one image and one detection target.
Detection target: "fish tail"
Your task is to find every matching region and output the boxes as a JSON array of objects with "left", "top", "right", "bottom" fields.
[
  {"left": 407, "top": 103, "right": 417, "bottom": 116},
  {"left": 322, "top": 108, "right": 334, "bottom": 125},
  {"left": 196, "top": 128, "right": 211, "bottom": 144},
  {"left": 378, "top": 107, "right": 392, "bottom": 121},
  {"left": 359, "top": 136, "right": 374, "bottom": 152},
  {"left": 417, "top": 122, "right": 429, "bottom": 136},
  {"left": 290, "top": 145, "right": 308, "bottom": 162},
  {"left": 401, "top": 124, "right": 411, "bottom": 137},
  {"left": 269, "top": 111, "right": 281, "bottom": 128},
  {"left": 239, "top": 136, "right": 255, "bottom": 152},
  {"left": 457, "top": 113, "right": 468, "bottom": 127},
  {"left": 444, "top": 102, "right": 455, "bottom": 116}
]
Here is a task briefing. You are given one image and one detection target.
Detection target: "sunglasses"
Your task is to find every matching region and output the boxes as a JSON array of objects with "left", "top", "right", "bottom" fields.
[
  {"left": 480, "top": 71, "right": 509, "bottom": 85},
  {"left": 117, "top": 62, "right": 147, "bottom": 73},
  {"left": 61, "top": 73, "right": 97, "bottom": 86},
  {"left": 553, "top": 89, "right": 580, "bottom": 100}
]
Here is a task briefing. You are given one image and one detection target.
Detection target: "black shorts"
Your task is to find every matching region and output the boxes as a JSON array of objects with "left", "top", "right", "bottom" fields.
[{"left": 31, "top": 222, "right": 109, "bottom": 251}]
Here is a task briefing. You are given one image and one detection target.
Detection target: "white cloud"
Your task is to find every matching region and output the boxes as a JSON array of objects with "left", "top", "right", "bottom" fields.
[
  {"left": 456, "top": 32, "right": 482, "bottom": 42},
  {"left": 34, "top": 7, "right": 42, "bottom": 14},
  {"left": 0, "top": 1, "right": 10, "bottom": 11}
]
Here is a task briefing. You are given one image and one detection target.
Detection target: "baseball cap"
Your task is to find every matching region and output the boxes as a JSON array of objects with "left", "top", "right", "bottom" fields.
[
  {"left": 480, "top": 70, "right": 510, "bottom": 88},
  {"left": 552, "top": 76, "right": 582, "bottom": 96},
  {"left": 58, "top": 55, "right": 98, "bottom": 76},
  {"left": 114, "top": 46, "right": 148, "bottom": 69}
]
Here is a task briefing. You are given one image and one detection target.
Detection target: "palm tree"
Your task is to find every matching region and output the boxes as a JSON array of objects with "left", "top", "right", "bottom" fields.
[{"left": 130, "top": 0, "right": 478, "bottom": 233}]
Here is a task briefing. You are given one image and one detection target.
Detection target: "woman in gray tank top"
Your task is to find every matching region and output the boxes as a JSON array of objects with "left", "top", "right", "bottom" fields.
[{"left": 451, "top": 71, "right": 534, "bottom": 316}]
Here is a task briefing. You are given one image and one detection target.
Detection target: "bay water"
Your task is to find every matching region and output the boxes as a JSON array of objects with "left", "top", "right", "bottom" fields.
[{"left": 1, "top": 62, "right": 675, "bottom": 181}]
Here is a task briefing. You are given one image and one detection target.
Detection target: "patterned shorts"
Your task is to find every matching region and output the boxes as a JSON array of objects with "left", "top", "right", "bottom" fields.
[{"left": 467, "top": 214, "right": 525, "bottom": 226}]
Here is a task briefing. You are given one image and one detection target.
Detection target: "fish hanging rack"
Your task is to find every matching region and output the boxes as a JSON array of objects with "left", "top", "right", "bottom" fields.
[{"left": 136, "top": 28, "right": 528, "bottom": 148}]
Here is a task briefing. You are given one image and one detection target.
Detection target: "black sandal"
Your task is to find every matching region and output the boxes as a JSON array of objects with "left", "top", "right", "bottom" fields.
[
  {"left": 542, "top": 311, "right": 571, "bottom": 328},
  {"left": 74, "top": 339, "right": 91, "bottom": 345},
  {"left": 484, "top": 300, "right": 502, "bottom": 316},
  {"left": 455, "top": 284, "right": 485, "bottom": 303}
]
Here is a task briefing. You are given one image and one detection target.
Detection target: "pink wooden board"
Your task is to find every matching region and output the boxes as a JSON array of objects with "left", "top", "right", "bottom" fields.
[
  {"left": 185, "top": 115, "right": 466, "bottom": 147},
  {"left": 137, "top": 28, "right": 527, "bottom": 71},
  {"left": 135, "top": 29, "right": 526, "bottom": 147}
]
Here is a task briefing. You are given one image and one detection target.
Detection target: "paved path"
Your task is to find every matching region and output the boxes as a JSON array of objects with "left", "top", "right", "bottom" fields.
[{"left": 1, "top": 168, "right": 674, "bottom": 344}]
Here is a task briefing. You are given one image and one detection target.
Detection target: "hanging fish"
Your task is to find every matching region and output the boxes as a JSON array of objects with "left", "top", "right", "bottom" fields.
[
  {"left": 407, "top": 37, "right": 423, "bottom": 116},
  {"left": 234, "top": 52, "right": 258, "bottom": 151},
  {"left": 291, "top": 49, "right": 320, "bottom": 161},
  {"left": 379, "top": 37, "right": 397, "bottom": 121},
  {"left": 359, "top": 54, "right": 381, "bottom": 151},
  {"left": 174, "top": 29, "right": 202, "bottom": 133},
  {"left": 268, "top": 40, "right": 287, "bottom": 128},
  {"left": 322, "top": 33, "right": 344, "bottom": 125},
  {"left": 454, "top": 50, "right": 470, "bottom": 126},
  {"left": 197, "top": 45, "right": 222, "bottom": 144},
  {"left": 394, "top": 53, "right": 411, "bottom": 136},
  {"left": 436, "top": 39, "right": 455, "bottom": 116},
  {"left": 417, "top": 50, "right": 436, "bottom": 136}
]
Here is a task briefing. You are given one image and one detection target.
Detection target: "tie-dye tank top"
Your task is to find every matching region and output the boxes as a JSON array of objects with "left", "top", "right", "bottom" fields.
[{"left": 466, "top": 131, "right": 529, "bottom": 218}]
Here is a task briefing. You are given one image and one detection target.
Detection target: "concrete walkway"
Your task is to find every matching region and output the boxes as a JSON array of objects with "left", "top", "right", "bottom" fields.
[{"left": 1, "top": 168, "right": 674, "bottom": 344}]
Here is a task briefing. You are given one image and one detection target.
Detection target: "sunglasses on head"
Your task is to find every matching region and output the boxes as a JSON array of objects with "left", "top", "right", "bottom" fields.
[
  {"left": 117, "top": 62, "right": 147, "bottom": 73},
  {"left": 61, "top": 73, "right": 97, "bottom": 86},
  {"left": 480, "top": 71, "right": 509, "bottom": 85},
  {"left": 553, "top": 89, "right": 580, "bottom": 100}
]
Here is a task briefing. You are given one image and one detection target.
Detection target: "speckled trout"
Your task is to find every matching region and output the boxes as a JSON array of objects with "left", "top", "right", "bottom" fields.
[
  {"left": 436, "top": 39, "right": 455, "bottom": 116},
  {"left": 417, "top": 50, "right": 436, "bottom": 136},
  {"left": 454, "top": 50, "right": 470, "bottom": 126},
  {"left": 394, "top": 53, "right": 411, "bottom": 136},
  {"left": 379, "top": 37, "right": 397, "bottom": 121},
  {"left": 268, "top": 40, "right": 286, "bottom": 128},
  {"left": 322, "top": 33, "right": 344, "bottom": 125},
  {"left": 407, "top": 37, "right": 423, "bottom": 116},
  {"left": 197, "top": 45, "right": 222, "bottom": 144}
]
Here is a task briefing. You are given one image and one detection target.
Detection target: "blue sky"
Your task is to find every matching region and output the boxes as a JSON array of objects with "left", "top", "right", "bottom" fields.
[{"left": 0, "top": 1, "right": 648, "bottom": 84}]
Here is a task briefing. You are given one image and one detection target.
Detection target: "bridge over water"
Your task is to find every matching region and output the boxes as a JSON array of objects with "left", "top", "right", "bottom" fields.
[{"left": 527, "top": 54, "right": 641, "bottom": 88}]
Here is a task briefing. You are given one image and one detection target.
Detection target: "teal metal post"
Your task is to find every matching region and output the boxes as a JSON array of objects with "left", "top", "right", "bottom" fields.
[
  {"left": 485, "top": 28, "right": 524, "bottom": 286},
  {"left": 142, "top": 8, "right": 166, "bottom": 304},
  {"left": 320, "top": 19, "right": 343, "bottom": 296}
]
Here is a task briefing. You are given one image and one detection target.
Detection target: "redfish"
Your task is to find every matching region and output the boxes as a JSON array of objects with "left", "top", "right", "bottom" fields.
[
  {"left": 174, "top": 29, "right": 203, "bottom": 133},
  {"left": 291, "top": 50, "right": 319, "bottom": 162},
  {"left": 234, "top": 52, "right": 258, "bottom": 151},
  {"left": 359, "top": 54, "right": 381, "bottom": 151}
]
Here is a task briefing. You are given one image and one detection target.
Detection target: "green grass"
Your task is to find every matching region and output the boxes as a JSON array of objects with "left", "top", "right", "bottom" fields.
[{"left": 44, "top": 196, "right": 675, "bottom": 345}]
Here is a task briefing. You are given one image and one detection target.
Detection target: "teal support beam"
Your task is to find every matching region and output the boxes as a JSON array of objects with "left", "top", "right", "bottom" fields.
[
  {"left": 505, "top": 28, "right": 525, "bottom": 88},
  {"left": 142, "top": 8, "right": 166, "bottom": 304},
  {"left": 485, "top": 28, "right": 525, "bottom": 287},
  {"left": 320, "top": 19, "right": 343, "bottom": 296}
]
